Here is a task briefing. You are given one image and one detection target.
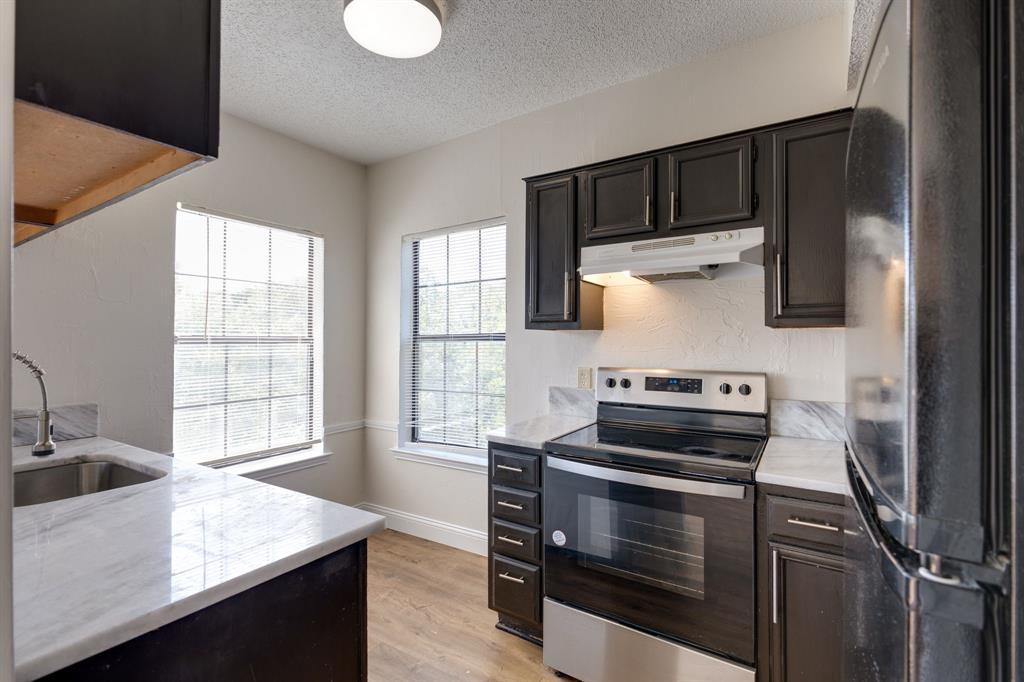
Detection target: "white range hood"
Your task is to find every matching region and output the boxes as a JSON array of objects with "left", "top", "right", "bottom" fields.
[{"left": 579, "top": 227, "right": 764, "bottom": 286}]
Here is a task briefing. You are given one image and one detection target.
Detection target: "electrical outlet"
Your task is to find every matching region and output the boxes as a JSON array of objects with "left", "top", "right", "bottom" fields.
[{"left": 577, "top": 367, "right": 593, "bottom": 390}]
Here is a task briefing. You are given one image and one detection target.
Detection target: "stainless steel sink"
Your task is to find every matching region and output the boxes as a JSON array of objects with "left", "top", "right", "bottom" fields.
[{"left": 14, "top": 459, "right": 165, "bottom": 507}]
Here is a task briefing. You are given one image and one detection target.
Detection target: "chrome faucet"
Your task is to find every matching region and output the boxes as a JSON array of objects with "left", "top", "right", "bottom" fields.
[{"left": 12, "top": 351, "right": 56, "bottom": 456}]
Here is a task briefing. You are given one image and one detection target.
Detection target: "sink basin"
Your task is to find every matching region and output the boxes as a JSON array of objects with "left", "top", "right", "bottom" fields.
[{"left": 14, "top": 459, "right": 165, "bottom": 507}]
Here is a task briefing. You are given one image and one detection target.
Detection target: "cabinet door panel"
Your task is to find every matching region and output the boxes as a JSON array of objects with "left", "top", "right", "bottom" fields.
[
  {"left": 584, "top": 157, "right": 655, "bottom": 239},
  {"left": 526, "top": 175, "right": 575, "bottom": 326},
  {"left": 669, "top": 136, "right": 753, "bottom": 229},
  {"left": 770, "top": 544, "right": 843, "bottom": 682},
  {"left": 768, "top": 114, "right": 851, "bottom": 327}
]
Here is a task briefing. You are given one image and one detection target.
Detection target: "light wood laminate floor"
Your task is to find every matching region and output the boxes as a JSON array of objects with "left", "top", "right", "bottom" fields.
[{"left": 368, "top": 530, "right": 559, "bottom": 681}]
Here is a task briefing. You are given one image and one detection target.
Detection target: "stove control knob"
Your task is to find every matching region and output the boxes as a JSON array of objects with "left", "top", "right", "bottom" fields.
[
  {"left": 719, "top": 382, "right": 732, "bottom": 395},
  {"left": 738, "top": 384, "right": 752, "bottom": 396},
  {"left": 605, "top": 378, "right": 617, "bottom": 388},
  {"left": 620, "top": 378, "right": 632, "bottom": 389}
]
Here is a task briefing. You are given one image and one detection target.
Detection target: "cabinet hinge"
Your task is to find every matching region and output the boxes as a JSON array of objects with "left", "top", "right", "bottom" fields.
[{"left": 753, "top": 193, "right": 759, "bottom": 211}]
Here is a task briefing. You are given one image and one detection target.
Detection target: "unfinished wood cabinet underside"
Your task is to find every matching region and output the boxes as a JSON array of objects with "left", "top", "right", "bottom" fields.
[{"left": 13, "top": 101, "right": 201, "bottom": 245}]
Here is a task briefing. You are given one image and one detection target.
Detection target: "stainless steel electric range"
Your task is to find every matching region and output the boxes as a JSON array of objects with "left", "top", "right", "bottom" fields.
[{"left": 542, "top": 367, "right": 767, "bottom": 682}]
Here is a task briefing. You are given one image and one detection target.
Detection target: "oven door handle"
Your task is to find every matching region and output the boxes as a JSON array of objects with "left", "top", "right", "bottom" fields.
[{"left": 547, "top": 456, "right": 746, "bottom": 499}]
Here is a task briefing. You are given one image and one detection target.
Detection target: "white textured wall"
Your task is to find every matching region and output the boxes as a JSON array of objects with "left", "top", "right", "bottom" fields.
[
  {"left": 364, "top": 14, "right": 854, "bottom": 533},
  {"left": 11, "top": 114, "right": 367, "bottom": 504}
]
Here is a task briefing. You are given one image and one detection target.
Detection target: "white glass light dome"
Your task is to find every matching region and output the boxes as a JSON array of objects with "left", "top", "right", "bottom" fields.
[{"left": 343, "top": 0, "right": 443, "bottom": 59}]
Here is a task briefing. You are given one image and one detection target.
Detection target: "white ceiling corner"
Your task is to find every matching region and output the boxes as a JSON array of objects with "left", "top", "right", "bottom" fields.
[{"left": 221, "top": 0, "right": 848, "bottom": 165}]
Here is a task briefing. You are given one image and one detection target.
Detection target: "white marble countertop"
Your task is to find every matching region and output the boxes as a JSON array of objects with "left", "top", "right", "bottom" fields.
[
  {"left": 486, "top": 414, "right": 594, "bottom": 451},
  {"left": 755, "top": 436, "right": 847, "bottom": 495},
  {"left": 12, "top": 437, "right": 385, "bottom": 681}
]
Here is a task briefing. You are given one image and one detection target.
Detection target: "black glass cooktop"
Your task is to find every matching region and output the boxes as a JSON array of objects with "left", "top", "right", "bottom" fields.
[{"left": 545, "top": 421, "right": 766, "bottom": 482}]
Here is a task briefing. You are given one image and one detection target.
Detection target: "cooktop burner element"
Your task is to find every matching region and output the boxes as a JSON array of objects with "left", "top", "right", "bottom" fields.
[{"left": 545, "top": 368, "right": 769, "bottom": 482}]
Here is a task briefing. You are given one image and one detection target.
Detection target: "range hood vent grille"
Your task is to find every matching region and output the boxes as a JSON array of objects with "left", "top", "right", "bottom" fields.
[{"left": 631, "top": 236, "right": 696, "bottom": 252}]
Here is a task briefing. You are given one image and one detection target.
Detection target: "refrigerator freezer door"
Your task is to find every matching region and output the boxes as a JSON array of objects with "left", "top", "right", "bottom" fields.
[
  {"left": 845, "top": 0, "right": 988, "bottom": 562},
  {"left": 845, "top": 459, "right": 991, "bottom": 682}
]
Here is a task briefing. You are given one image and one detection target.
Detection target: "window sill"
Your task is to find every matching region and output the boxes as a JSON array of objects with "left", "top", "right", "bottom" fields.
[
  {"left": 391, "top": 444, "right": 487, "bottom": 474},
  {"left": 222, "top": 445, "right": 332, "bottom": 481}
]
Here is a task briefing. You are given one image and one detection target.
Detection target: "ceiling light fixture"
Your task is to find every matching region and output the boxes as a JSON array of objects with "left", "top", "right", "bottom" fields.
[{"left": 343, "top": 0, "right": 444, "bottom": 59}]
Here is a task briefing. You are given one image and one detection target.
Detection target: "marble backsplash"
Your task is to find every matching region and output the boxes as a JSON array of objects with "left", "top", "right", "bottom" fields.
[
  {"left": 549, "top": 386, "right": 597, "bottom": 419},
  {"left": 770, "top": 399, "right": 845, "bottom": 441},
  {"left": 548, "top": 385, "right": 844, "bottom": 443},
  {"left": 13, "top": 403, "right": 98, "bottom": 446}
]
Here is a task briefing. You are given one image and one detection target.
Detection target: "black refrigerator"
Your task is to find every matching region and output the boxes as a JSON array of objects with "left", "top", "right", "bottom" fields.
[{"left": 843, "top": 0, "right": 1022, "bottom": 680}]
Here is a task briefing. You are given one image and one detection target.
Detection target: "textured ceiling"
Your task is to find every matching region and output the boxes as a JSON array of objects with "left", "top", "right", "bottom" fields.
[{"left": 222, "top": 0, "right": 848, "bottom": 164}]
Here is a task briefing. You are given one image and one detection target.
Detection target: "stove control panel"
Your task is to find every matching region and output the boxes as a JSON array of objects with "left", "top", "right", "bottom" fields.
[
  {"left": 596, "top": 367, "right": 767, "bottom": 414},
  {"left": 646, "top": 376, "right": 703, "bottom": 394}
]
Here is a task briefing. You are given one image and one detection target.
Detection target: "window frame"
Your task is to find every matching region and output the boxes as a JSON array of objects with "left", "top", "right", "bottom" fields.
[
  {"left": 172, "top": 203, "right": 325, "bottom": 468},
  {"left": 398, "top": 217, "right": 507, "bottom": 463}
]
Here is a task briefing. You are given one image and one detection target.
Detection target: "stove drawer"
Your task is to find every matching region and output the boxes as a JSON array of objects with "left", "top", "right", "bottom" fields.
[
  {"left": 492, "top": 485, "right": 541, "bottom": 525},
  {"left": 491, "top": 448, "right": 540, "bottom": 488},
  {"left": 491, "top": 518, "right": 542, "bottom": 563},
  {"left": 491, "top": 555, "right": 541, "bottom": 625},
  {"left": 767, "top": 495, "right": 844, "bottom": 550}
]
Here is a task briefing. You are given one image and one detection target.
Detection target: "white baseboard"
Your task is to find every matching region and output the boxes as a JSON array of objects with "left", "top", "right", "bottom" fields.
[{"left": 356, "top": 502, "right": 487, "bottom": 556}]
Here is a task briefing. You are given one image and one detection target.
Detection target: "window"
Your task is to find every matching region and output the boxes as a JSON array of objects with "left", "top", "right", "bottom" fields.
[
  {"left": 400, "top": 221, "right": 506, "bottom": 456},
  {"left": 173, "top": 205, "right": 324, "bottom": 466}
]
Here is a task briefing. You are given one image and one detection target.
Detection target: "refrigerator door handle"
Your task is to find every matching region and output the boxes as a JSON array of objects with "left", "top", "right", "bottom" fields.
[{"left": 846, "top": 458, "right": 987, "bottom": 629}]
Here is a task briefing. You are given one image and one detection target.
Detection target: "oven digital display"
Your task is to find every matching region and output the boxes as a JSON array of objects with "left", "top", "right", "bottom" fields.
[{"left": 645, "top": 376, "right": 703, "bottom": 394}]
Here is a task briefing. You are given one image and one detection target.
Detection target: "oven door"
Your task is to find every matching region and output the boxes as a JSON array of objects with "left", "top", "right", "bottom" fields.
[{"left": 544, "top": 454, "right": 755, "bottom": 664}]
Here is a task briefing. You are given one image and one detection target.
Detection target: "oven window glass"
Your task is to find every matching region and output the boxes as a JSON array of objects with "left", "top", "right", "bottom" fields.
[{"left": 577, "top": 493, "right": 705, "bottom": 599}]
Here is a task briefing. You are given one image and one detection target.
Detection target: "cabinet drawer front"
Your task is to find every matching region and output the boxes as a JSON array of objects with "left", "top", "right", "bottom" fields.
[
  {"left": 491, "top": 449, "right": 540, "bottom": 488},
  {"left": 491, "top": 555, "right": 541, "bottom": 624},
  {"left": 490, "top": 518, "right": 542, "bottom": 563},
  {"left": 668, "top": 136, "right": 753, "bottom": 229},
  {"left": 767, "top": 496, "right": 845, "bottom": 550},
  {"left": 491, "top": 486, "right": 541, "bottom": 525}
]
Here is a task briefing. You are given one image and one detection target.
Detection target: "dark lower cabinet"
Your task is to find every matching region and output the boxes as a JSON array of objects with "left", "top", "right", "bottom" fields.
[
  {"left": 487, "top": 442, "right": 544, "bottom": 643},
  {"left": 757, "top": 484, "right": 845, "bottom": 682},
  {"left": 525, "top": 174, "right": 603, "bottom": 330},
  {"left": 768, "top": 544, "right": 844, "bottom": 682},
  {"left": 41, "top": 541, "right": 368, "bottom": 682},
  {"left": 766, "top": 112, "right": 852, "bottom": 327}
]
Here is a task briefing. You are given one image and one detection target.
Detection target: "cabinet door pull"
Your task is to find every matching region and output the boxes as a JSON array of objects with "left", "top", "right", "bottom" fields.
[
  {"left": 498, "top": 572, "right": 525, "bottom": 584},
  {"left": 670, "top": 190, "right": 676, "bottom": 223},
  {"left": 645, "top": 194, "right": 651, "bottom": 225},
  {"left": 771, "top": 548, "right": 780, "bottom": 624},
  {"left": 498, "top": 535, "right": 525, "bottom": 547},
  {"left": 497, "top": 500, "right": 525, "bottom": 511},
  {"left": 563, "top": 271, "right": 570, "bottom": 320},
  {"left": 496, "top": 464, "right": 524, "bottom": 473},
  {"left": 775, "top": 252, "right": 783, "bottom": 316},
  {"left": 787, "top": 517, "right": 839, "bottom": 532}
]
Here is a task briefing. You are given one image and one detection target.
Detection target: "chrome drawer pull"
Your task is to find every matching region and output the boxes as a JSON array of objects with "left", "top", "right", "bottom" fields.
[
  {"left": 497, "top": 500, "right": 525, "bottom": 511},
  {"left": 498, "top": 572, "right": 525, "bottom": 584},
  {"left": 496, "top": 464, "right": 524, "bottom": 473},
  {"left": 787, "top": 517, "right": 839, "bottom": 532},
  {"left": 498, "top": 535, "right": 525, "bottom": 547}
]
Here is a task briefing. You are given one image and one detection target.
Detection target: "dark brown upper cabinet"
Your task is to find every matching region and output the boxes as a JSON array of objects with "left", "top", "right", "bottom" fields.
[
  {"left": 766, "top": 112, "right": 852, "bottom": 328},
  {"left": 13, "top": 0, "right": 220, "bottom": 245},
  {"left": 583, "top": 157, "right": 656, "bottom": 240},
  {"left": 668, "top": 136, "right": 755, "bottom": 230},
  {"left": 526, "top": 174, "right": 603, "bottom": 330}
]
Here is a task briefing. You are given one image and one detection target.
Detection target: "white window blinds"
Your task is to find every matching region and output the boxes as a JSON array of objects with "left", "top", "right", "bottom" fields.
[
  {"left": 401, "top": 222, "right": 506, "bottom": 451},
  {"left": 173, "top": 206, "right": 324, "bottom": 465}
]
